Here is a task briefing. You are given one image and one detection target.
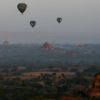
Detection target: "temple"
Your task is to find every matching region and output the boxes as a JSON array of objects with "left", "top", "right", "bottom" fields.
[
  {"left": 75, "top": 41, "right": 82, "bottom": 47},
  {"left": 40, "top": 42, "right": 54, "bottom": 50},
  {"left": 3, "top": 39, "right": 10, "bottom": 45},
  {"left": 55, "top": 75, "right": 64, "bottom": 82},
  {"left": 59, "top": 49, "right": 66, "bottom": 53},
  {"left": 85, "top": 74, "right": 100, "bottom": 98},
  {"left": 39, "top": 75, "right": 42, "bottom": 80},
  {"left": 68, "top": 51, "right": 76, "bottom": 57}
]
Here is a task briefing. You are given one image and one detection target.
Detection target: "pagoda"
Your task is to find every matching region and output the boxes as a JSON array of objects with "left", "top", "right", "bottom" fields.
[
  {"left": 68, "top": 51, "right": 76, "bottom": 57},
  {"left": 55, "top": 75, "right": 64, "bottom": 82},
  {"left": 40, "top": 75, "right": 42, "bottom": 80},
  {"left": 3, "top": 39, "right": 10, "bottom": 45},
  {"left": 51, "top": 41, "right": 55, "bottom": 44},
  {"left": 40, "top": 42, "right": 54, "bottom": 50},
  {"left": 85, "top": 74, "right": 100, "bottom": 98},
  {"left": 75, "top": 41, "right": 81, "bottom": 46},
  {"left": 55, "top": 76, "right": 59, "bottom": 82},
  {"left": 59, "top": 49, "right": 66, "bottom": 53}
]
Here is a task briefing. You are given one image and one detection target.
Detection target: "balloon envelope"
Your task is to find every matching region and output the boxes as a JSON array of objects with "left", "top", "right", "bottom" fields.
[
  {"left": 17, "top": 3, "right": 27, "bottom": 14},
  {"left": 57, "top": 18, "right": 62, "bottom": 23},
  {"left": 30, "top": 21, "right": 36, "bottom": 28}
]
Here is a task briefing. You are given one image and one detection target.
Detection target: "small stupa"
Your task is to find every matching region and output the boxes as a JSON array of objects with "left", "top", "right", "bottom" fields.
[
  {"left": 51, "top": 41, "right": 55, "bottom": 44},
  {"left": 76, "top": 41, "right": 81, "bottom": 46},
  {"left": 10, "top": 78, "right": 12, "bottom": 81},
  {"left": 40, "top": 42, "right": 54, "bottom": 50},
  {"left": 40, "top": 75, "right": 42, "bottom": 80},
  {"left": 55, "top": 76, "right": 59, "bottom": 82},
  {"left": 60, "top": 75, "right": 64, "bottom": 80},
  {"left": 55, "top": 75, "right": 64, "bottom": 82},
  {"left": 59, "top": 49, "right": 66, "bottom": 53},
  {"left": 68, "top": 51, "right": 76, "bottom": 57},
  {"left": 3, "top": 39, "right": 10, "bottom": 45},
  {"left": 54, "top": 50, "right": 58, "bottom": 53}
]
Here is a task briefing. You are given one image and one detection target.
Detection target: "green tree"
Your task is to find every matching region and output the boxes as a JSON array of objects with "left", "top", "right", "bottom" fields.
[
  {"left": 52, "top": 73, "right": 57, "bottom": 76},
  {"left": 44, "top": 80, "right": 52, "bottom": 87},
  {"left": 51, "top": 87, "right": 57, "bottom": 93},
  {"left": 32, "top": 82, "right": 43, "bottom": 89},
  {"left": 14, "top": 81, "right": 20, "bottom": 87},
  {"left": 0, "top": 74, "right": 3, "bottom": 80},
  {"left": 11, "top": 66, "right": 18, "bottom": 72},
  {"left": 70, "top": 68, "right": 78, "bottom": 72},
  {"left": 76, "top": 72, "right": 92, "bottom": 77},
  {"left": 85, "top": 66, "right": 99, "bottom": 73},
  {"left": 89, "top": 66, "right": 98, "bottom": 73},
  {"left": 5, "top": 93, "right": 12, "bottom": 100},
  {"left": 54, "top": 82, "right": 59, "bottom": 87},
  {"left": 61, "top": 74, "right": 65, "bottom": 78},
  {"left": 40, "top": 73, "right": 43, "bottom": 76},
  {"left": 14, "top": 71, "right": 23, "bottom": 76},
  {"left": 2, "top": 68, "right": 9, "bottom": 73},
  {"left": 55, "top": 97, "right": 61, "bottom": 100},
  {"left": 75, "top": 64, "right": 81, "bottom": 68},
  {"left": 61, "top": 66, "right": 68, "bottom": 72},
  {"left": 48, "top": 65, "right": 54, "bottom": 71},
  {"left": 33, "top": 95, "right": 45, "bottom": 100},
  {"left": 21, "top": 80, "right": 29, "bottom": 87}
]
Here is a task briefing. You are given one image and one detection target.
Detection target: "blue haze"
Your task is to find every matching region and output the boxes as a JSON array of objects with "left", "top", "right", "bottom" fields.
[{"left": 0, "top": 0, "right": 100, "bottom": 44}]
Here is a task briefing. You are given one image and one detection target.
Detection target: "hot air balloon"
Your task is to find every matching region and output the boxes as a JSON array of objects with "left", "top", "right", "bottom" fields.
[
  {"left": 17, "top": 3, "right": 27, "bottom": 15},
  {"left": 30, "top": 21, "right": 36, "bottom": 28},
  {"left": 57, "top": 18, "right": 62, "bottom": 23}
]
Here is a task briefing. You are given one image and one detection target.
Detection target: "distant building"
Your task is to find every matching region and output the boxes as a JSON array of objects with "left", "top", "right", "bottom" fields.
[
  {"left": 40, "top": 42, "right": 54, "bottom": 50},
  {"left": 59, "top": 49, "right": 66, "bottom": 53},
  {"left": 40, "top": 75, "right": 42, "bottom": 80},
  {"left": 75, "top": 41, "right": 82, "bottom": 47},
  {"left": 68, "top": 51, "right": 76, "bottom": 57},
  {"left": 54, "top": 50, "right": 58, "bottom": 53},
  {"left": 55, "top": 75, "right": 64, "bottom": 82},
  {"left": 76, "top": 41, "right": 81, "bottom": 46},
  {"left": 3, "top": 39, "right": 10, "bottom": 45}
]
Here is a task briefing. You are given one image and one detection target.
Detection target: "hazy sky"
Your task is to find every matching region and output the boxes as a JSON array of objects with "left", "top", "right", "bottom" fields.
[{"left": 0, "top": 0, "right": 100, "bottom": 43}]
